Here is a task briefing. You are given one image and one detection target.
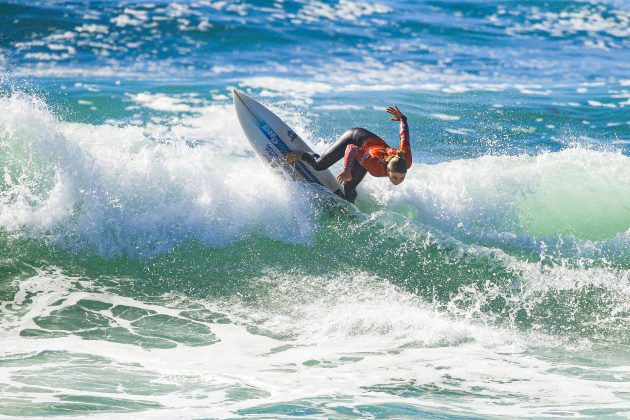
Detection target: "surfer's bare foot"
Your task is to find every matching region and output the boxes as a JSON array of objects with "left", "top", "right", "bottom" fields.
[{"left": 286, "top": 152, "right": 303, "bottom": 165}]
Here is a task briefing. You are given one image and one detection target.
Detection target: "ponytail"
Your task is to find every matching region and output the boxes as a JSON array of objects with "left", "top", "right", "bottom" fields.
[{"left": 387, "top": 151, "right": 408, "bottom": 173}]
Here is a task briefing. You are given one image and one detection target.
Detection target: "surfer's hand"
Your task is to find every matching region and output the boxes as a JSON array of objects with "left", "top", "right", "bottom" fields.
[
  {"left": 337, "top": 170, "right": 352, "bottom": 185},
  {"left": 387, "top": 106, "right": 405, "bottom": 121},
  {"left": 285, "top": 152, "right": 303, "bottom": 165}
]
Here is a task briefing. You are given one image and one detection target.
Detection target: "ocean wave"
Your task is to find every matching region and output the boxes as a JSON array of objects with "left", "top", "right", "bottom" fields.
[
  {"left": 0, "top": 93, "right": 318, "bottom": 256},
  {"left": 3, "top": 0, "right": 628, "bottom": 86},
  {"left": 362, "top": 147, "right": 630, "bottom": 259},
  {"left": 3, "top": 264, "right": 627, "bottom": 418},
  {"left": 2, "top": 92, "right": 630, "bottom": 263}
]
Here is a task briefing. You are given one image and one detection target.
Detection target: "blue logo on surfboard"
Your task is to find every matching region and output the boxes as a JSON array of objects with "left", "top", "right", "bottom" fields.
[{"left": 257, "top": 122, "right": 323, "bottom": 186}]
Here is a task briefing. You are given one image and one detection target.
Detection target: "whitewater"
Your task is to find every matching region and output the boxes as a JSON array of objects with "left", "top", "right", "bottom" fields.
[{"left": 1, "top": 0, "right": 629, "bottom": 418}]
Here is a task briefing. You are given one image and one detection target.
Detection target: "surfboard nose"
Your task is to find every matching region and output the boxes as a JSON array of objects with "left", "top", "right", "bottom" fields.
[
  {"left": 233, "top": 90, "right": 262, "bottom": 119},
  {"left": 233, "top": 89, "right": 250, "bottom": 104},
  {"left": 233, "top": 89, "right": 253, "bottom": 111}
]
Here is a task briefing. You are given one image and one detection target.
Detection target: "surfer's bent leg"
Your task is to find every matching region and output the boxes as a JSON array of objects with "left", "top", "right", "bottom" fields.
[
  {"left": 301, "top": 128, "right": 361, "bottom": 171},
  {"left": 343, "top": 163, "right": 367, "bottom": 203}
]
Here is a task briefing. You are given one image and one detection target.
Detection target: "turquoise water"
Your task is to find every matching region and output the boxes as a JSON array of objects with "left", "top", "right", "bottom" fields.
[{"left": 1, "top": 0, "right": 630, "bottom": 418}]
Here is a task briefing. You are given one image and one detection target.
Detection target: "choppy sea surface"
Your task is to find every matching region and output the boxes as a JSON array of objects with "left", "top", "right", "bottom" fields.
[{"left": 1, "top": 0, "right": 630, "bottom": 418}]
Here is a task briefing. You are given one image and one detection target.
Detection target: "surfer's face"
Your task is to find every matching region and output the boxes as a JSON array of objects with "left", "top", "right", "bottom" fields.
[{"left": 388, "top": 171, "right": 406, "bottom": 185}]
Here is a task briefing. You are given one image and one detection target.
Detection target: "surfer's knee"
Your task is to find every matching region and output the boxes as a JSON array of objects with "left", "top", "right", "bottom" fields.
[{"left": 301, "top": 152, "right": 325, "bottom": 170}]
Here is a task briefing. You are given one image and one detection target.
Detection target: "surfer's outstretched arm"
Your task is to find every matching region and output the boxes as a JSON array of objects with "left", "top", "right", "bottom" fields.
[{"left": 387, "top": 106, "right": 412, "bottom": 168}]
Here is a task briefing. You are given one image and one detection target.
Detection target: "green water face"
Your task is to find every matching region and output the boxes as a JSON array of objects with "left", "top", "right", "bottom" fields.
[
  {"left": 1, "top": 195, "right": 628, "bottom": 350},
  {"left": 516, "top": 158, "right": 630, "bottom": 241}
]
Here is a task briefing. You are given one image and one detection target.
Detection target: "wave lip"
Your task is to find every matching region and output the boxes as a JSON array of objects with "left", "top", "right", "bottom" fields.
[
  {"left": 0, "top": 93, "right": 317, "bottom": 257},
  {"left": 363, "top": 147, "right": 630, "bottom": 257}
]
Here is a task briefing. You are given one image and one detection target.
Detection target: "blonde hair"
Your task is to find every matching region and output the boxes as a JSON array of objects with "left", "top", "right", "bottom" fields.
[{"left": 387, "top": 151, "right": 408, "bottom": 173}]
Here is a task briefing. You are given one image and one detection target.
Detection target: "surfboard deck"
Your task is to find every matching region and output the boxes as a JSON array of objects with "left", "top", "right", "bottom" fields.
[{"left": 233, "top": 90, "right": 343, "bottom": 197}]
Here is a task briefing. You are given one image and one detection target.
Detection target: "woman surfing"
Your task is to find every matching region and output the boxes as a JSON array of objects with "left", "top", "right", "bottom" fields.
[{"left": 286, "top": 106, "right": 411, "bottom": 203}]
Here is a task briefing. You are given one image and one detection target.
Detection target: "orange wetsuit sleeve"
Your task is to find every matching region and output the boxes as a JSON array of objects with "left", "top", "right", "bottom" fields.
[{"left": 400, "top": 116, "right": 412, "bottom": 168}]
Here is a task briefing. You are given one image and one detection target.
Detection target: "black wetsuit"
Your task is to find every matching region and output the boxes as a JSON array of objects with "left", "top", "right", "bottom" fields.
[{"left": 301, "top": 128, "right": 375, "bottom": 203}]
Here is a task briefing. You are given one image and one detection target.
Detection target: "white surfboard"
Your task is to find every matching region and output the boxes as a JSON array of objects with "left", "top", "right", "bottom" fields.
[{"left": 233, "top": 90, "right": 342, "bottom": 196}]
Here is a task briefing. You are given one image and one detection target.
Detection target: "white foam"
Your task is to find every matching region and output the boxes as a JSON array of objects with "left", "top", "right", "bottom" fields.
[
  {"left": 10, "top": 62, "right": 178, "bottom": 79},
  {"left": 317, "top": 104, "right": 364, "bottom": 110},
  {"left": 588, "top": 99, "right": 616, "bottom": 108},
  {"left": 74, "top": 24, "right": 109, "bottom": 33},
  {"left": 500, "top": 4, "right": 630, "bottom": 45},
  {"left": 445, "top": 128, "right": 473, "bottom": 135},
  {"left": 243, "top": 77, "right": 333, "bottom": 98},
  {"left": 130, "top": 92, "right": 197, "bottom": 112},
  {"left": 47, "top": 43, "right": 76, "bottom": 54},
  {"left": 442, "top": 85, "right": 469, "bottom": 94},
  {"left": 431, "top": 113, "right": 461, "bottom": 121},
  {"left": 0, "top": 94, "right": 318, "bottom": 256},
  {"left": 240, "top": 60, "right": 515, "bottom": 99},
  {"left": 360, "top": 147, "right": 630, "bottom": 252},
  {"left": 3, "top": 267, "right": 629, "bottom": 418},
  {"left": 211, "top": 64, "right": 237, "bottom": 74},
  {"left": 511, "top": 126, "right": 536, "bottom": 133},
  {"left": 111, "top": 12, "right": 146, "bottom": 27},
  {"left": 295, "top": 0, "right": 391, "bottom": 23},
  {"left": 228, "top": 271, "right": 516, "bottom": 349},
  {"left": 23, "top": 52, "right": 70, "bottom": 61}
]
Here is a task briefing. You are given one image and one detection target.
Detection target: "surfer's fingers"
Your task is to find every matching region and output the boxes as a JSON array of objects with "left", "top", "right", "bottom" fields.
[
  {"left": 387, "top": 107, "right": 402, "bottom": 119},
  {"left": 285, "top": 152, "right": 302, "bottom": 164},
  {"left": 336, "top": 172, "right": 352, "bottom": 184}
]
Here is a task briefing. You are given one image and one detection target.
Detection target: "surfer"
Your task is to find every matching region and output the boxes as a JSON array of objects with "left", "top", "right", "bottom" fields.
[{"left": 286, "top": 106, "right": 411, "bottom": 203}]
